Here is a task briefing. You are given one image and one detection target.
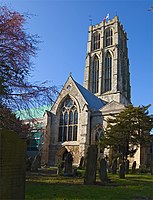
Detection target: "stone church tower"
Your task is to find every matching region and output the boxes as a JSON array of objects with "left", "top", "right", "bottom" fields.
[
  {"left": 42, "top": 16, "right": 138, "bottom": 167},
  {"left": 84, "top": 16, "right": 131, "bottom": 105}
]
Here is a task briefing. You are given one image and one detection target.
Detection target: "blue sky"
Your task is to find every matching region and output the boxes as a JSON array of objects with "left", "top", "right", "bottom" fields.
[{"left": 1, "top": 0, "right": 153, "bottom": 114}]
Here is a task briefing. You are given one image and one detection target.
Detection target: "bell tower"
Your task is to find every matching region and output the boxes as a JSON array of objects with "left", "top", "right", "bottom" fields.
[{"left": 83, "top": 16, "right": 131, "bottom": 105}]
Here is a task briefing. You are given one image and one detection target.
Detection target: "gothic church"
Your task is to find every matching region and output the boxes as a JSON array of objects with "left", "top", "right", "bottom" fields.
[{"left": 42, "top": 16, "right": 135, "bottom": 166}]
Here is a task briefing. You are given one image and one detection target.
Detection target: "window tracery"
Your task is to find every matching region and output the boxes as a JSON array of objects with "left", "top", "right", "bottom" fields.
[
  {"left": 104, "top": 52, "right": 112, "bottom": 92},
  {"left": 91, "top": 31, "right": 100, "bottom": 51},
  {"left": 95, "top": 127, "right": 104, "bottom": 143},
  {"left": 58, "top": 97, "right": 78, "bottom": 142},
  {"left": 105, "top": 28, "right": 113, "bottom": 47}
]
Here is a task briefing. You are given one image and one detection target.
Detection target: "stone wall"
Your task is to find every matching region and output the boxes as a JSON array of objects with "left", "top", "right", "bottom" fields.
[{"left": 0, "top": 129, "right": 26, "bottom": 199}]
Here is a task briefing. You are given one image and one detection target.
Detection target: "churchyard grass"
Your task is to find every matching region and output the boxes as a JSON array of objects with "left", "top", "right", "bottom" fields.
[{"left": 26, "top": 173, "right": 153, "bottom": 200}]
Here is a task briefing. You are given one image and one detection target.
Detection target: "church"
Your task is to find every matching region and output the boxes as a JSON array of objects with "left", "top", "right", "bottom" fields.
[{"left": 40, "top": 16, "right": 144, "bottom": 167}]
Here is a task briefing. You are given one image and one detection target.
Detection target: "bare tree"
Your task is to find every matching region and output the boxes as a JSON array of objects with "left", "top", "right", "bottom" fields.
[{"left": 0, "top": 6, "right": 58, "bottom": 114}]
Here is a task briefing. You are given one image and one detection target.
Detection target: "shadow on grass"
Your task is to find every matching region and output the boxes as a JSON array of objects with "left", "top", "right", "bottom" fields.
[{"left": 25, "top": 173, "right": 153, "bottom": 200}]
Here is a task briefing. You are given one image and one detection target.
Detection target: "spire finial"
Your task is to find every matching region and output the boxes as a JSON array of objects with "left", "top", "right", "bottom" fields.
[{"left": 69, "top": 72, "right": 72, "bottom": 77}]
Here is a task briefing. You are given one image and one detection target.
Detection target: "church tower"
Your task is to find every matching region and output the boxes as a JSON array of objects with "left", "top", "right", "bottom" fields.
[{"left": 83, "top": 16, "right": 131, "bottom": 105}]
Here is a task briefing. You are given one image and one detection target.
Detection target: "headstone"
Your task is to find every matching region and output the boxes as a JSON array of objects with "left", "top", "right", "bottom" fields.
[
  {"left": 64, "top": 152, "right": 73, "bottom": 176},
  {"left": 31, "top": 154, "right": 41, "bottom": 172},
  {"left": 84, "top": 145, "right": 98, "bottom": 185},
  {"left": 119, "top": 163, "right": 125, "bottom": 179},
  {"left": 112, "top": 158, "right": 117, "bottom": 174},
  {"left": 125, "top": 159, "right": 129, "bottom": 174},
  {"left": 99, "top": 158, "right": 108, "bottom": 182},
  {"left": 131, "top": 161, "right": 136, "bottom": 174},
  {"left": 0, "top": 129, "right": 26, "bottom": 200}
]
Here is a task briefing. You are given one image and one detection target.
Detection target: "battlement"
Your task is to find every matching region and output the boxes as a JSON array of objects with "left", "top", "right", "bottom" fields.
[{"left": 89, "top": 15, "right": 126, "bottom": 35}]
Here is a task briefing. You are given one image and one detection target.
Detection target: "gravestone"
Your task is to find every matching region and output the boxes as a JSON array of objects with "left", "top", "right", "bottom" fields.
[
  {"left": 99, "top": 158, "right": 108, "bottom": 182},
  {"left": 119, "top": 163, "right": 125, "bottom": 179},
  {"left": 64, "top": 152, "right": 73, "bottom": 176},
  {"left": 31, "top": 154, "right": 41, "bottom": 171},
  {"left": 84, "top": 145, "right": 98, "bottom": 185},
  {"left": 131, "top": 161, "right": 136, "bottom": 174},
  {"left": 0, "top": 129, "right": 26, "bottom": 200},
  {"left": 112, "top": 158, "right": 117, "bottom": 174},
  {"left": 125, "top": 159, "right": 129, "bottom": 174}
]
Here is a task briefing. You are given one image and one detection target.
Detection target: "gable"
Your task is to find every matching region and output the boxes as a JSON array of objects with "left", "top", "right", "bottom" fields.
[
  {"left": 50, "top": 76, "right": 86, "bottom": 114},
  {"left": 100, "top": 100, "right": 125, "bottom": 115},
  {"left": 50, "top": 75, "right": 106, "bottom": 114}
]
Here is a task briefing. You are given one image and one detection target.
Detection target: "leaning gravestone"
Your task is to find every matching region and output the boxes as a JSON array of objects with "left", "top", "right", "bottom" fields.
[
  {"left": 0, "top": 129, "right": 26, "bottom": 200},
  {"left": 64, "top": 152, "right": 73, "bottom": 176},
  {"left": 99, "top": 158, "right": 108, "bottom": 182},
  {"left": 112, "top": 158, "right": 117, "bottom": 174},
  {"left": 131, "top": 161, "right": 136, "bottom": 174},
  {"left": 84, "top": 145, "right": 98, "bottom": 185},
  {"left": 119, "top": 163, "right": 125, "bottom": 179}
]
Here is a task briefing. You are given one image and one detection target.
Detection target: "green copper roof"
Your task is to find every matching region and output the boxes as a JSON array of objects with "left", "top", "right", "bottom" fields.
[{"left": 16, "top": 105, "right": 52, "bottom": 120}]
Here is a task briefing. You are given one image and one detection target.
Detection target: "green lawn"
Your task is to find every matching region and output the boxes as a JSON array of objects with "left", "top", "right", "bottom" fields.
[{"left": 26, "top": 173, "right": 153, "bottom": 200}]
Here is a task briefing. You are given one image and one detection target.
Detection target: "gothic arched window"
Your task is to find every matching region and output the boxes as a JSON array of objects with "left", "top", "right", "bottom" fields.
[
  {"left": 58, "top": 97, "right": 78, "bottom": 142},
  {"left": 105, "top": 28, "right": 113, "bottom": 47},
  {"left": 95, "top": 127, "right": 104, "bottom": 143},
  {"left": 104, "top": 52, "right": 112, "bottom": 92},
  {"left": 91, "top": 31, "right": 100, "bottom": 51},
  {"left": 92, "top": 55, "right": 99, "bottom": 93}
]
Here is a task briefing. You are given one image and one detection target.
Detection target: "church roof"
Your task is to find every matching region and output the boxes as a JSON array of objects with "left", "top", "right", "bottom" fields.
[{"left": 74, "top": 80, "right": 106, "bottom": 111}]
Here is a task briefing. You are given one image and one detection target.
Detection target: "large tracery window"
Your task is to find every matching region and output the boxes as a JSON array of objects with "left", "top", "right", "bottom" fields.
[
  {"left": 91, "top": 55, "right": 99, "bottom": 93},
  {"left": 104, "top": 52, "right": 112, "bottom": 92},
  {"left": 58, "top": 97, "right": 78, "bottom": 142},
  {"left": 91, "top": 31, "right": 100, "bottom": 51},
  {"left": 105, "top": 28, "right": 113, "bottom": 47}
]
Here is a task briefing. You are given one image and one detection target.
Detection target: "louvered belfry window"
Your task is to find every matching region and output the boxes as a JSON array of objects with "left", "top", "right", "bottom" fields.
[
  {"left": 91, "top": 31, "right": 100, "bottom": 51},
  {"left": 105, "top": 28, "right": 113, "bottom": 47}
]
